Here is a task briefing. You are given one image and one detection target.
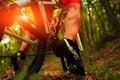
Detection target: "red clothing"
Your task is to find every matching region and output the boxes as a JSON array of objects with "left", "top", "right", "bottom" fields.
[
  {"left": 0, "top": 1, "right": 15, "bottom": 26},
  {"left": 60, "top": 0, "right": 80, "bottom": 6}
]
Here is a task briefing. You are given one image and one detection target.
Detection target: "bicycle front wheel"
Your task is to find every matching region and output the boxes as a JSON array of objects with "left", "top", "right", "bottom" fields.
[{"left": 24, "top": 39, "right": 47, "bottom": 79}]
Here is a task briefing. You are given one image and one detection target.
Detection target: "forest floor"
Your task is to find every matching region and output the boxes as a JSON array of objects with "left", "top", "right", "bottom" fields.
[
  {"left": 1, "top": 38, "right": 120, "bottom": 80},
  {"left": 38, "top": 38, "right": 120, "bottom": 80}
]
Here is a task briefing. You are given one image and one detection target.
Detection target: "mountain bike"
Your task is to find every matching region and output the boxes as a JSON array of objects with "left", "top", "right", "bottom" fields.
[{"left": 0, "top": 0, "right": 84, "bottom": 79}]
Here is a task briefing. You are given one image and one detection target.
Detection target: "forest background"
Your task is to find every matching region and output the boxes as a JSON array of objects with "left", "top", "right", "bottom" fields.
[{"left": 0, "top": 0, "right": 120, "bottom": 80}]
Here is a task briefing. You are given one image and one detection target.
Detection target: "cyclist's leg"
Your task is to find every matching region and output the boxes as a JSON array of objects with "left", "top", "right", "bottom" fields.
[
  {"left": 10, "top": 51, "right": 26, "bottom": 72},
  {"left": 62, "top": 1, "right": 86, "bottom": 75},
  {"left": 11, "top": 31, "right": 36, "bottom": 72}
]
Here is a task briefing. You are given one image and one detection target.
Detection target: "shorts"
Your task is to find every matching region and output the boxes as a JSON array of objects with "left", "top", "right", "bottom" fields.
[{"left": 60, "top": 0, "right": 80, "bottom": 6}]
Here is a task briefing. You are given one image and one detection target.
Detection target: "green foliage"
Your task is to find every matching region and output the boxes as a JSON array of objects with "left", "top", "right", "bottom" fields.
[
  {"left": 53, "top": 7, "right": 62, "bottom": 18},
  {"left": 0, "top": 42, "right": 14, "bottom": 74},
  {"left": 85, "top": 61, "right": 119, "bottom": 80},
  {"left": 95, "top": 63, "right": 118, "bottom": 80},
  {"left": 83, "top": 40, "right": 120, "bottom": 80},
  {"left": 14, "top": 69, "right": 27, "bottom": 80},
  {"left": 54, "top": 0, "right": 60, "bottom": 3},
  {"left": 44, "top": 54, "right": 58, "bottom": 62},
  {"left": 81, "top": 0, "right": 120, "bottom": 51},
  {"left": 28, "top": 73, "right": 40, "bottom": 80}
]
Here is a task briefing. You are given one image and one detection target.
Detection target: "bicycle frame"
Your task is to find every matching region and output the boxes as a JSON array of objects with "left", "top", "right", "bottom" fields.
[
  {"left": 3, "top": 0, "right": 83, "bottom": 51},
  {"left": 3, "top": 1, "right": 58, "bottom": 44}
]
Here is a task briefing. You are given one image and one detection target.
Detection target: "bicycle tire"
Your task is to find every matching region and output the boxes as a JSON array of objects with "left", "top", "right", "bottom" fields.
[{"left": 24, "top": 39, "right": 47, "bottom": 80}]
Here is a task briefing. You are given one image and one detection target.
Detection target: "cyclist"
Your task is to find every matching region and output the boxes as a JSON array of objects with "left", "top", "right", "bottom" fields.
[{"left": 10, "top": 0, "right": 86, "bottom": 77}]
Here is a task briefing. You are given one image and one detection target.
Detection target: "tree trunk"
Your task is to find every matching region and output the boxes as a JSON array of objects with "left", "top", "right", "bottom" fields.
[{"left": 99, "top": 0, "right": 120, "bottom": 36}]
